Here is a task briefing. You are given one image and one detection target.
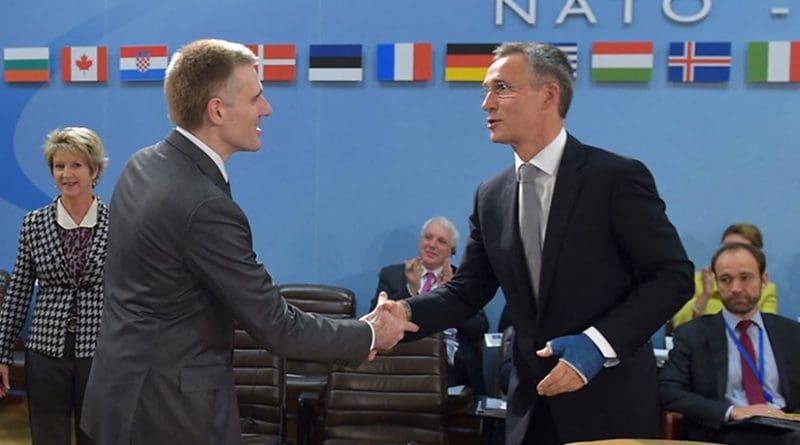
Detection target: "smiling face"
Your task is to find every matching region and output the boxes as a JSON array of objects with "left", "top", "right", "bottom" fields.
[
  {"left": 216, "top": 64, "right": 272, "bottom": 156},
  {"left": 418, "top": 220, "right": 455, "bottom": 270},
  {"left": 480, "top": 53, "right": 561, "bottom": 160},
  {"left": 51, "top": 150, "right": 97, "bottom": 201}
]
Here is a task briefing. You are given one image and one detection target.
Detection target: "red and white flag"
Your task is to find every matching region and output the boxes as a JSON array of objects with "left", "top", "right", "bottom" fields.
[
  {"left": 61, "top": 46, "right": 107, "bottom": 82},
  {"left": 247, "top": 44, "right": 296, "bottom": 81}
]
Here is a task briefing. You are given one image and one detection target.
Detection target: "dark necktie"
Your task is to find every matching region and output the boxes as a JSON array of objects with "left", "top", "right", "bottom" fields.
[
  {"left": 518, "top": 163, "right": 543, "bottom": 298},
  {"left": 736, "top": 320, "right": 766, "bottom": 404}
]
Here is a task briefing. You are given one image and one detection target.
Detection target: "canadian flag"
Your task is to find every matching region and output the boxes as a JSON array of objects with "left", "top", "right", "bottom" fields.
[{"left": 61, "top": 46, "right": 107, "bottom": 82}]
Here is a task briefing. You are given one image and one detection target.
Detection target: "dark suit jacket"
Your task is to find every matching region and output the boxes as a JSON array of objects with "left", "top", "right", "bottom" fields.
[
  {"left": 659, "top": 313, "right": 800, "bottom": 441},
  {"left": 406, "top": 134, "right": 694, "bottom": 444},
  {"left": 81, "top": 131, "right": 372, "bottom": 445}
]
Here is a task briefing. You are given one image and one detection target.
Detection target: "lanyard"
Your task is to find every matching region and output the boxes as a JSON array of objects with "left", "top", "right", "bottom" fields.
[{"left": 724, "top": 320, "right": 774, "bottom": 403}]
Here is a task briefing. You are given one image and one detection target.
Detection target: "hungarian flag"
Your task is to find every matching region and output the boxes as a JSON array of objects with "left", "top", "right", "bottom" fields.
[
  {"left": 591, "top": 41, "right": 653, "bottom": 82},
  {"left": 445, "top": 43, "right": 498, "bottom": 82},
  {"left": 61, "top": 46, "right": 108, "bottom": 82},
  {"left": 120, "top": 45, "right": 168, "bottom": 81},
  {"left": 376, "top": 42, "right": 432, "bottom": 81},
  {"left": 747, "top": 41, "right": 800, "bottom": 83},
  {"left": 3, "top": 47, "right": 49, "bottom": 83},
  {"left": 668, "top": 41, "right": 731, "bottom": 83},
  {"left": 308, "top": 44, "right": 362, "bottom": 82},
  {"left": 247, "top": 44, "right": 296, "bottom": 81}
]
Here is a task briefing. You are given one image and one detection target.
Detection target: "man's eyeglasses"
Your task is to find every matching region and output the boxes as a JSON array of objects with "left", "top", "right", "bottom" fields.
[{"left": 481, "top": 81, "right": 528, "bottom": 99}]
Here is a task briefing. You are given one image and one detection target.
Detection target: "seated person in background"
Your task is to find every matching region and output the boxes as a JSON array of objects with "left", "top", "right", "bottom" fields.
[
  {"left": 659, "top": 242, "right": 800, "bottom": 445},
  {"left": 672, "top": 223, "right": 777, "bottom": 328},
  {"left": 372, "top": 216, "right": 488, "bottom": 394}
]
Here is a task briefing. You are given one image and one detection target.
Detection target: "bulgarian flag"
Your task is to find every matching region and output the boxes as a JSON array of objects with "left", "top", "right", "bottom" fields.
[
  {"left": 3, "top": 47, "right": 49, "bottom": 83},
  {"left": 747, "top": 41, "right": 800, "bottom": 83},
  {"left": 61, "top": 46, "right": 108, "bottom": 82},
  {"left": 591, "top": 41, "right": 653, "bottom": 82}
]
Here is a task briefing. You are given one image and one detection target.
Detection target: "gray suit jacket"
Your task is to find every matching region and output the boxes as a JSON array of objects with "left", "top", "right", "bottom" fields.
[
  {"left": 659, "top": 313, "right": 800, "bottom": 441},
  {"left": 81, "top": 131, "right": 371, "bottom": 445}
]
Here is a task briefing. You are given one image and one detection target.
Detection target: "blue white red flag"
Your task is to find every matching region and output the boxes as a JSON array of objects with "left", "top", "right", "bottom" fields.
[{"left": 668, "top": 41, "right": 731, "bottom": 83}]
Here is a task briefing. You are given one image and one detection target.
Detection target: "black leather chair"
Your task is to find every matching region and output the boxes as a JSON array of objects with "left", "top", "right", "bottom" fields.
[
  {"left": 278, "top": 283, "right": 357, "bottom": 438},
  {"left": 0, "top": 269, "right": 25, "bottom": 393},
  {"left": 233, "top": 321, "right": 286, "bottom": 445},
  {"left": 321, "top": 334, "right": 449, "bottom": 445}
]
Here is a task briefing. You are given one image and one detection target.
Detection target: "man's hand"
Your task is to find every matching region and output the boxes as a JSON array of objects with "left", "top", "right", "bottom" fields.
[
  {"left": 0, "top": 364, "right": 10, "bottom": 398},
  {"left": 404, "top": 257, "right": 423, "bottom": 294},
  {"left": 730, "top": 403, "right": 786, "bottom": 421},
  {"left": 361, "top": 292, "right": 418, "bottom": 360},
  {"left": 535, "top": 334, "right": 604, "bottom": 396}
]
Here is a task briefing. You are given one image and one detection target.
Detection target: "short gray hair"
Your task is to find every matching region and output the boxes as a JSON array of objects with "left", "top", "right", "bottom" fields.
[
  {"left": 421, "top": 216, "right": 460, "bottom": 247},
  {"left": 494, "top": 42, "right": 573, "bottom": 118}
]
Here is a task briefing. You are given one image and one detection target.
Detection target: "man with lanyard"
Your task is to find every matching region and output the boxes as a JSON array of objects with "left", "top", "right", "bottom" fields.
[{"left": 660, "top": 242, "right": 800, "bottom": 444}]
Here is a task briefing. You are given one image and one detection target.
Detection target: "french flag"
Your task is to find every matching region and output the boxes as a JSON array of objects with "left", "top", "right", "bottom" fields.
[{"left": 377, "top": 43, "right": 432, "bottom": 82}]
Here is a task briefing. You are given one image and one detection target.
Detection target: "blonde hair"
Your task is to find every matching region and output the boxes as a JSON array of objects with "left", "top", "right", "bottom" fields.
[
  {"left": 44, "top": 127, "right": 108, "bottom": 186},
  {"left": 164, "top": 39, "right": 257, "bottom": 130}
]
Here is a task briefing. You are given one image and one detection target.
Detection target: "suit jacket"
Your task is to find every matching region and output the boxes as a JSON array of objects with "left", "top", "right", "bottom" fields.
[
  {"left": 406, "top": 134, "right": 694, "bottom": 444},
  {"left": 81, "top": 131, "right": 372, "bottom": 445},
  {"left": 659, "top": 313, "right": 800, "bottom": 441},
  {"left": 0, "top": 198, "right": 108, "bottom": 363}
]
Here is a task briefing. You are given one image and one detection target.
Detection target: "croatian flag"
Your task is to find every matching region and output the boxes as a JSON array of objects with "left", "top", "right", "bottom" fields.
[
  {"left": 668, "top": 41, "right": 731, "bottom": 83},
  {"left": 376, "top": 43, "right": 432, "bottom": 81},
  {"left": 120, "top": 45, "right": 168, "bottom": 81}
]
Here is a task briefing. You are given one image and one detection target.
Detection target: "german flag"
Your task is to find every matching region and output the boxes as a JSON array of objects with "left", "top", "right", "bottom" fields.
[{"left": 445, "top": 43, "right": 499, "bottom": 82}]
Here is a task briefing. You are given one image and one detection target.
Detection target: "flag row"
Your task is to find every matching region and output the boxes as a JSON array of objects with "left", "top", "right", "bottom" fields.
[{"left": 3, "top": 41, "right": 799, "bottom": 84}]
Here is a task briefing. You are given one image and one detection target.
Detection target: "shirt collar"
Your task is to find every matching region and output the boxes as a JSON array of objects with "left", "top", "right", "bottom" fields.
[
  {"left": 175, "top": 126, "right": 229, "bottom": 183},
  {"left": 722, "top": 307, "right": 765, "bottom": 330},
  {"left": 56, "top": 197, "right": 98, "bottom": 229},
  {"left": 514, "top": 127, "right": 567, "bottom": 177}
]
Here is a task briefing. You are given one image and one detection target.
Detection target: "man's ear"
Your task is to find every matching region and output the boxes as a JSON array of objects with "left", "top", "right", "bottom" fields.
[{"left": 206, "top": 97, "right": 225, "bottom": 125}]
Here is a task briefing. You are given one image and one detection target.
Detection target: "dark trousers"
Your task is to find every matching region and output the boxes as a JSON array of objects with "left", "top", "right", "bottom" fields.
[
  {"left": 26, "top": 333, "right": 94, "bottom": 445},
  {"left": 522, "top": 397, "right": 561, "bottom": 445}
]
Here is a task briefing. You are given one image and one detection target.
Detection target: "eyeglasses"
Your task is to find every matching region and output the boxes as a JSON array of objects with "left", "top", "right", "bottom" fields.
[{"left": 481, "top": 81, "right": 528, "bottom": 99}]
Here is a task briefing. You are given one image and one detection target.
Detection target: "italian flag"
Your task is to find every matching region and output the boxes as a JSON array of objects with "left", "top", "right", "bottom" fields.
[
  {"left": 591, "top": 42, "right": 653, "bottom": 82},
  {"left": 747, "top": 41, "right": 800, "bottom": 83},
  {"left": 3, "top": 47, "right": 49, "bottom": 83}
]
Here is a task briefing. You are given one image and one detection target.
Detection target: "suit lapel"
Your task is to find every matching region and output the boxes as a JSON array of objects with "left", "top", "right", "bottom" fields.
[
  {"left": 165, "top": 130, "right": 231, "bottom": 198},
  {"left": 763, "top": 315, "right": 792, "bottom": 403},
  {"left": 537, "top": 134, "right": 584, "bottom": 311},
  {"left": 707, "top": 315, "right": 730, "bottom": 399}
]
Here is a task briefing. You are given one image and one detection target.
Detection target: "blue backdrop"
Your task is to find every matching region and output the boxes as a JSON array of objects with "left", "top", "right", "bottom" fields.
[{"left": 2, "top": 1, "right": 799, "bottom": 328}]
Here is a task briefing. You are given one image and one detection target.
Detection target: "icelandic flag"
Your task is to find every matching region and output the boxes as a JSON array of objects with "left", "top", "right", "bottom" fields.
[
  {"left": 376, "top": 43, "right": 432, "bottom": 81},
  {"left": 668, "top": 41, "right": 731, "bottom": 83},
  {"left": 120, "top": 45, "right": 168, "bottom": 81}
]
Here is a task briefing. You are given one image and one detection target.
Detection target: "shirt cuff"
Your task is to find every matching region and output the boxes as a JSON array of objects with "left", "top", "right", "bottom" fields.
[
  {"left": 584, "top": 326, "right": 620, "bottom": 367},
  {"left": 725, "top": 405, "right": 734, "bottom": 422},
  {"left": 365, "top": 320, "right": 376, "bottom": 350}
]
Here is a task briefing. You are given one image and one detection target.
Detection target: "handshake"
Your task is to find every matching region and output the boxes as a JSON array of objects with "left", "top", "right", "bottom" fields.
[{"left": 360, "top": 291, "right": 419, "bottom": 361}]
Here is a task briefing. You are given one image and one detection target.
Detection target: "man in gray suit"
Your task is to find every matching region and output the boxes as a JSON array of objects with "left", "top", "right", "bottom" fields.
[{"left": 81, "top": 39, "right": 417, "bottom": 445}]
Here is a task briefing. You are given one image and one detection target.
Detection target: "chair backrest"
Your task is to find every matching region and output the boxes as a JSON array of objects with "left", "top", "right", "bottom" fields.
[
  {"left": 233, "top": 321, "right": 285, "bottom": 442},
  {"left": 322, "top": 334, "right": 449, "bottom": 445},
  {"left": 279, "top": 283, "right": 356, "bottom": 377}
]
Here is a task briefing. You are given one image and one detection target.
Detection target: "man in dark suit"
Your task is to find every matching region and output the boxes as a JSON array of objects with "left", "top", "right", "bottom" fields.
[
  {"left": 372, "top": 216, "right": 489, "bottom": 394},
  {"left": 380, "top": 42, "right": 694, "bottom": 444},
  {"left": 80, "top": 39, "right": 417, "bottom": 445},
  {"left": 659, "top": 243, "right": 800, "bottom": 445}
]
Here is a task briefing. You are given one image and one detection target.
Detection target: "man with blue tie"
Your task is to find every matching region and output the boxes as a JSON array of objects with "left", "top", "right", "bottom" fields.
[{"left": 659, "top": 242, "right": 800, "bottom": 444}]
